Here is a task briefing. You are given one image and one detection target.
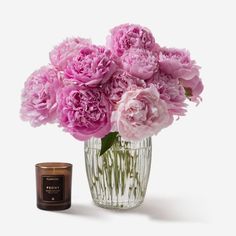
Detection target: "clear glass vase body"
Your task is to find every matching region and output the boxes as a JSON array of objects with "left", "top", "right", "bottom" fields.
[{"left": 84, "top": 135, "right": 152, "bottom": 209}]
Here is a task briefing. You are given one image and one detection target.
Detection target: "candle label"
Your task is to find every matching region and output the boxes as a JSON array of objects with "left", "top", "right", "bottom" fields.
[{"left": 42, "top": 175, "right": 64, "bottom": 202}]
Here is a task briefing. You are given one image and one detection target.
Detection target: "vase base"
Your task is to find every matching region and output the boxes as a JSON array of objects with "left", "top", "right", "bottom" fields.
[{"left": 92, "top": 199, "right": 144, "bottom": 210}]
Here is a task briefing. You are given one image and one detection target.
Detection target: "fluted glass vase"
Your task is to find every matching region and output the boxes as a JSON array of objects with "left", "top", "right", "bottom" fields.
[{"left": 84, "top": 135, "right": 152, "bottom": 209}]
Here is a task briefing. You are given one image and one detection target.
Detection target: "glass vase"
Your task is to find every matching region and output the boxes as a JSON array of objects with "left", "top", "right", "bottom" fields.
[{"left": 84, "top": 135, "right": 152, "bottom": 209}]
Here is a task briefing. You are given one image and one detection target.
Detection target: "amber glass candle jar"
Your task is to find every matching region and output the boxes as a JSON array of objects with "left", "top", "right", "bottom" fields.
[{"left": 36, "top": 162, "right": 72, "bottom": 210}]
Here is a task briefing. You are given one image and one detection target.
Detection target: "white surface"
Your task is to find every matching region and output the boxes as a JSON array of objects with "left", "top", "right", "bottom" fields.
[{"left": 0, "top": 0, "right": 235, "bottom": 235}]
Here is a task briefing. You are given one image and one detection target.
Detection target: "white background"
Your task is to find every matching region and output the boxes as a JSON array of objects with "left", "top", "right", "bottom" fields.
[{"left": 0, "top": 0, "right": 235, "bottom": 235}]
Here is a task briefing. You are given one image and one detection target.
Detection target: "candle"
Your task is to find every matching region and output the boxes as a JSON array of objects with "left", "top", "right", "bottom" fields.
[{"left": 35, "top": 162, "right": 72, "bottom": 210}]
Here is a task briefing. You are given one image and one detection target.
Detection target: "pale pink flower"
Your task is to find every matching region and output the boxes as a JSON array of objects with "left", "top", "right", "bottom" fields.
[
  {"left": 113, "top": 86, "right": 173, "bottom": 141},
  {"left": 20, "top": 65, "right": 62, "bottom": 127},
  {"left": 107, "top": 24, "right": 158, "bottom": 57},
  {"left": 180, "top": 76, "right": 204, "bottom": 103},
  {"left": 49, "top": 37, "right": 91, "bottom": 71},
  {"left": 103, "top": 70, "right": 146, "bottom": 106},
  {"left": 148, "top": 73, "right": 187, "bottom": 116},
  {"left": 64, "top": 45, "right": 117, "bottom": 87},
  {"left": 57, "top": 86, "right": 112, "bottom": 141},
  {"left": 159, "top": 48, "right": 200, "bottom": 81},
  {"left": 121, "top": 48, "right": 158, "bottom": 80}
]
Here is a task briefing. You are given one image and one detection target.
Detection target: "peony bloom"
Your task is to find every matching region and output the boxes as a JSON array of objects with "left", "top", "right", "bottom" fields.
[
  {"left": 158, "top": 48, "right": 200, "bottom": 81},
  {"left": 107, "top": 23, "right": 157, "bottom": 57},
  {"left": 64, "top": 45, "right": 117, "bottom": 87},
  {"left": 49, "top": 37, "right": 91, "bottom": 71},
  {"left": 20, "top": 65, "right": 62, "bottom": 127},
  {"left": 103, "top": 70, "right": 146, "bottom": 106},
  {"left": 148, "top": 73, "right": 187, "bottom": 116},
  {"left": 112, "top": 86, "right": 173, "bottom": 141},
  {"left": 57, "top": 86, "right": 112, "bottom": 141},
  {"left": 180, "top": 76, "right": 204, "bottom": 103},
  {"left": 121, "top": 48, "right": 158, "bottom": 80}
]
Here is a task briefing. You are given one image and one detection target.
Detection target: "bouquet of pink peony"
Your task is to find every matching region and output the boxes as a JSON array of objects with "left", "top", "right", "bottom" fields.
[{"left": 20, "top": 24, "right": 203, "bottom": 155}]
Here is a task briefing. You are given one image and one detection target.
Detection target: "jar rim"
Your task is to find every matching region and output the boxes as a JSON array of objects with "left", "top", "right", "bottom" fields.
[{"left": 35, "top": 162, "right": 72, "bottom": 169}]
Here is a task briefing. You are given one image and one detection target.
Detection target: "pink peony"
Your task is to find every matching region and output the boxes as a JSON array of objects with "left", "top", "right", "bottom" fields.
[
  {"left": 64, "top": 45, "right": 117, "bottom": 87},
  {"left": 107, "top": 24, "right": 158, "bottom": 57},
  {"left": 159, "top": 48, "right": 200, "bottom": 81},
  {"left": 148, "top": 73, "right": 187, "bottom": 116},
  {"left": 20, "top": 65, "right": 62, "bottom": 127},
  {"left": 180, "top": 76, "right": 204, "bottom": 103},
  {"left": 103, "top": 70, "right": 146, "bottom": 106},
  {"left": 57, "top": 86, "right": 112, "bottom": 141},
  {"left": 121, "top": 48, "right": 158, "bottom": 80},
  {"left": 49, "top": 37, "right": 91, "bottom": 71},
  {"left": 112, "top": 86, "right": 173, "bottom": 141}
]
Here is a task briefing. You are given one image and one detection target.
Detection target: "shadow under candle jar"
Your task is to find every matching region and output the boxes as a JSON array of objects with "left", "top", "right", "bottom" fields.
[{"left": 36, "top": 162, "right": 72, "bottom": 211}]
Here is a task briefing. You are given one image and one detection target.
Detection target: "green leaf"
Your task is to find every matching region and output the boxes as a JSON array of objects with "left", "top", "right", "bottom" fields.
[
  {"left": 184, "top": 87, "right": 192, "bottom": 99},
  {"left": 100, "top": 132, "right": 119, "bottom": 156}
]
